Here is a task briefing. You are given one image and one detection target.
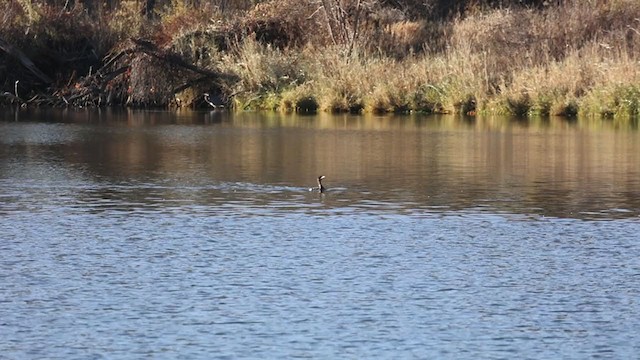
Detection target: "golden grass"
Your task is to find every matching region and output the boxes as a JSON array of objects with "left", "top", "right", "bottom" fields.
[
  {"left": 218, "top": 37, "right": 306, "bottom": 110},
  {"left": 2, "top": 0, "right": 639, "bottom": 120}
]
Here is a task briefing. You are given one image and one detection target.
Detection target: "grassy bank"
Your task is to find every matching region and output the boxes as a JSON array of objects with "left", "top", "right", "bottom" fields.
[{"left": 1, "top": 0, "right": 639, "bottom": 120}]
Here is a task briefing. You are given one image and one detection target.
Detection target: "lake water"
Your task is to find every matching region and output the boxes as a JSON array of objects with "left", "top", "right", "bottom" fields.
[{"left": 1, "top": 109, "right": 639, "bottom": 359}]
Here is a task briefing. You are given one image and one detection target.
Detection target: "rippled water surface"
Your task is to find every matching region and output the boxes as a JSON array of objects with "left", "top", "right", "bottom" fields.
[{"left": 1, "top": 109, "right": 639, "bottom": 359}]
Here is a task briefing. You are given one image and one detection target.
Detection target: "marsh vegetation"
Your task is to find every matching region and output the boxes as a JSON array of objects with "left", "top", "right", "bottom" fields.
[{"left": 1, "top": 0, "right": 639, "bottom": 120}]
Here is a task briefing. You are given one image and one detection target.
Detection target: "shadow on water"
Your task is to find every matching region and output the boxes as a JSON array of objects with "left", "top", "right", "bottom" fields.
[{"left": 1, "top": 108, "right": 640, "bottom": 220}]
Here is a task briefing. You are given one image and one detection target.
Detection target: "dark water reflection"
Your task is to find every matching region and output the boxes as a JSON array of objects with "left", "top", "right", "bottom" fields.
[
  {"left": 2, "top": 108, "right": 640, "bottom": 219},
  {"left": 1, "top": 109, "right": 639, "bottom": 358}
]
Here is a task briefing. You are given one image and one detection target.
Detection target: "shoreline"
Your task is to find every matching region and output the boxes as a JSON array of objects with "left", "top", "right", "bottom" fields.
[{"left": 1, "top": 1, "right": 639, "bottom": 121}]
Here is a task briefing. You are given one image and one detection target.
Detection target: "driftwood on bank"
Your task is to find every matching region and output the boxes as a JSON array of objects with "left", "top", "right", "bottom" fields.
[{"left": 2, "top": 37, "right": 237, "bottom": 108}]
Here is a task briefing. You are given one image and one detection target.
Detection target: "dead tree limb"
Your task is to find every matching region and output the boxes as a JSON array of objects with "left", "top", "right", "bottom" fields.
[
  {"left": 131, "top": 38, "right": 239, "bottom": 82},
  {"left": 0, "top": 37, "right": 53, "bottom": 84}
]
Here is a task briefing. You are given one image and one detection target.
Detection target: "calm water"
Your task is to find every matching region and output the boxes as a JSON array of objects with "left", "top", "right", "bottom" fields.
[{"left": 1, "top": 109, "right": 639, "bottom": 359}]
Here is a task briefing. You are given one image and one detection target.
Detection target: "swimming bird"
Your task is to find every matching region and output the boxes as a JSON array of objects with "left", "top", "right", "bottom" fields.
[{"left": 310, "top": 175, "right": 326, "bottom": 193}]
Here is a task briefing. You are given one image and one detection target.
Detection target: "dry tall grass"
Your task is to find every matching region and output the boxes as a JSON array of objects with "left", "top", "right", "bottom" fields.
[
  {"left": 213, "top": 0, "right": 640, "bottom": 119},
  {"left": 2, "top": 0, "right": 639, "bottom": 120},
  {"left": 448, "top": 0, "right": 640, "bottom": 117}
]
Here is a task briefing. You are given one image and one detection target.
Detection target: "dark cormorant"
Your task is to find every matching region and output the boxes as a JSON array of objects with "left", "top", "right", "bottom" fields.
[{"left": 310, "top": 175, "right": 326, "bottom": 193}]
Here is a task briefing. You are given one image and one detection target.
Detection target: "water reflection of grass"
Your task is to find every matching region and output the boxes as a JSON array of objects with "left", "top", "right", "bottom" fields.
[
  {"left": 6, "top": 109, "right": 640, "bottom": 220},
  {"left": 224, "top": 113, "right": 640, "bottom": 132}
]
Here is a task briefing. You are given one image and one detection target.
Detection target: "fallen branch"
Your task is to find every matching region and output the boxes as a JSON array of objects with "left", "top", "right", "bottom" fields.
[
  {"left": 131, "top": 38, "right": 238, "bottom": 82},
  {"left": 0, "top": 37, "right": 53, "bottom": 84},
  {"left": 98, "top": 66, "right": 130, "bottom": 91}
]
